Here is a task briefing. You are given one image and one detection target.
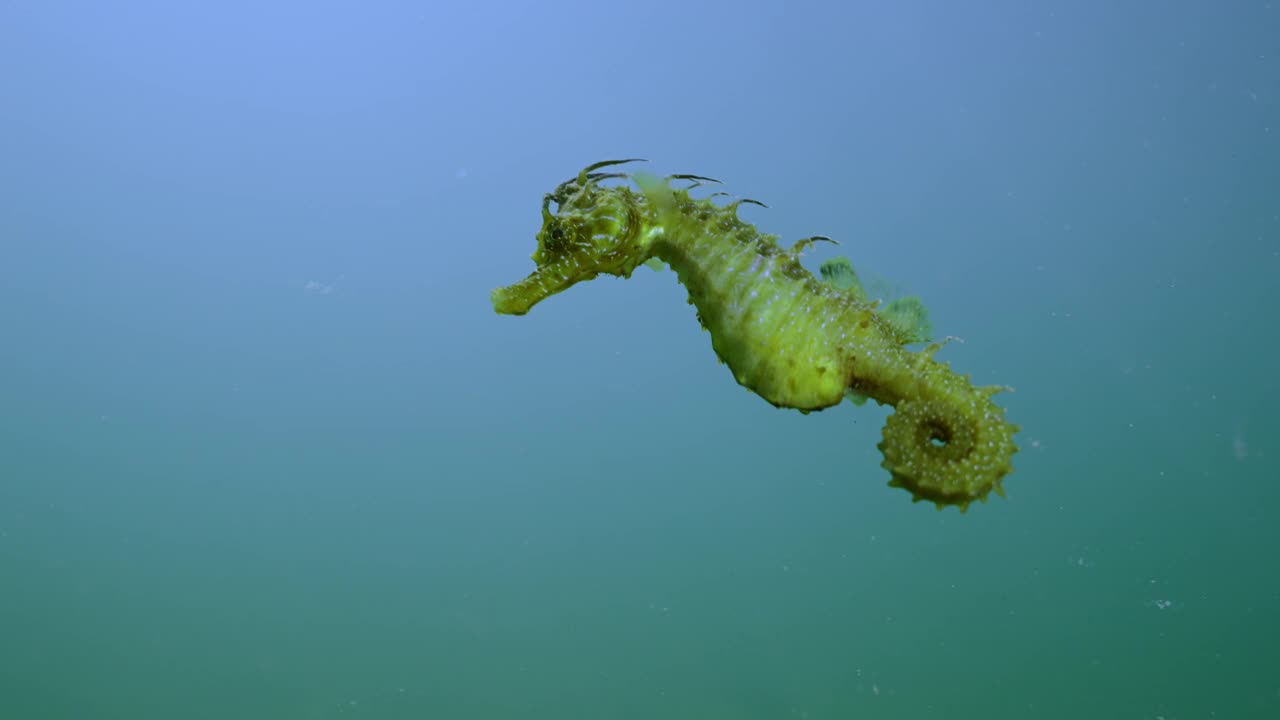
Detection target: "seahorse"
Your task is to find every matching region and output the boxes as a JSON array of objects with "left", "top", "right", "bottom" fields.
[{"left": 491, "top": 160, "right": 1018, "bottom": 510}]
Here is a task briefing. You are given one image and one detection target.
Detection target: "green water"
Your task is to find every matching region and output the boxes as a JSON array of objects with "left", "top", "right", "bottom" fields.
[{"left": 2, "top": 1, "right": 1276, "bottom": 717}]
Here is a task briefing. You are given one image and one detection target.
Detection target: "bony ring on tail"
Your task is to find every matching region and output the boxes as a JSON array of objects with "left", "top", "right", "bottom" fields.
[{"left": 491, "top": 160, "right": 1019, "bottom": 511}]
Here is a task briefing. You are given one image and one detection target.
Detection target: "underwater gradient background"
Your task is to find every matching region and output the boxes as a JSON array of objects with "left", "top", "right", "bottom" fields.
[{"left": 2, "top": 1, "right": 1277, "bottom": 718}]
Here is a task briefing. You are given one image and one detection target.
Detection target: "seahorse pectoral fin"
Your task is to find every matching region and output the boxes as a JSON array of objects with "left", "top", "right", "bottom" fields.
[{"left": 845, "top": 389, "right": 871, "bottom": 406}]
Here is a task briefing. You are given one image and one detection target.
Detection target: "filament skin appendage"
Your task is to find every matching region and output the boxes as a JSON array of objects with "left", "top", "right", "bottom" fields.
[{"left": 491, "top": 160, "right": 1019, "bottom": 510}]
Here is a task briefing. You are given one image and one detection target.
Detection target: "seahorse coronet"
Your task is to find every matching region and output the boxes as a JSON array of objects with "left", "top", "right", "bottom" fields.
[{"left": 492, "top": 161, "right": 1020, "bottom": 510}]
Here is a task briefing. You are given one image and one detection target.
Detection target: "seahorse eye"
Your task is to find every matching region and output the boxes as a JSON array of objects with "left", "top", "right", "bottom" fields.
[{"left": 539, "top": 220, "right": 570, "bottom": 253}]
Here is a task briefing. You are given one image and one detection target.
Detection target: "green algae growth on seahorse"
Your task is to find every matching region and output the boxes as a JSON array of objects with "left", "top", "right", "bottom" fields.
[{"left": 491, "top": 160, "right": 1019, "bottom": 511}]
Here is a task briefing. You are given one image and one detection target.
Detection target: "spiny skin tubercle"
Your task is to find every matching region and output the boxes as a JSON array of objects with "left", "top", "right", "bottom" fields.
[{"left": 491, "top": 161, "right": 1018, "bottom": 510}]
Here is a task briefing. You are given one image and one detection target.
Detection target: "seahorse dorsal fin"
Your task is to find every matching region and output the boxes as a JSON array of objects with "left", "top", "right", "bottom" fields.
[
  {"left": 818, "top": 257, "right": 869, "bottom": 302},
  {"left": 880, "top": 296, "right": 933, "bottom": 345}
]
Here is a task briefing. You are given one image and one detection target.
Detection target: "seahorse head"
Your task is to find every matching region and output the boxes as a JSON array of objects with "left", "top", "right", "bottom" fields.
[{"left": 491, "top": 160, "right": 653, "bottom": 316}]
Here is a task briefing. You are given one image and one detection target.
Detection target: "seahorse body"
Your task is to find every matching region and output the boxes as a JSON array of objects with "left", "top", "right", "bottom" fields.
[{"left": 492, "top": 160, "right": 1018, "bottom": 510}]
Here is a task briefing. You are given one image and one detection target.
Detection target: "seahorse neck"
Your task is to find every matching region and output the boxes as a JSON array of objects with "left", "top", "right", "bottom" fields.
[{"left": 648, "top": 228, "right": 802, "bottom": 330}]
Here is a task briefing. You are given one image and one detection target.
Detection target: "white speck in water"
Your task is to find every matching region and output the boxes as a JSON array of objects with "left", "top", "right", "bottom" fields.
[
  {"left": 1232, "top": 426, "right": 1249, "bottom": 460},
  {"left": 304, "top": 280, "right": 334, "bottom": 295}
]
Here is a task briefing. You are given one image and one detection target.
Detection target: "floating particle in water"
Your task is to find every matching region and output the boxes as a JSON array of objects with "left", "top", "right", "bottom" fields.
[{"left": 1232, "top": 426, "right": 1249, "bottom": 460}]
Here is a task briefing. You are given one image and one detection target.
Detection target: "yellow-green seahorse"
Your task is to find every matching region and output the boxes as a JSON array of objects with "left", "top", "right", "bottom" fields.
[{"left": 491, "top": 160, "right": 1018, "bottom": 510}]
